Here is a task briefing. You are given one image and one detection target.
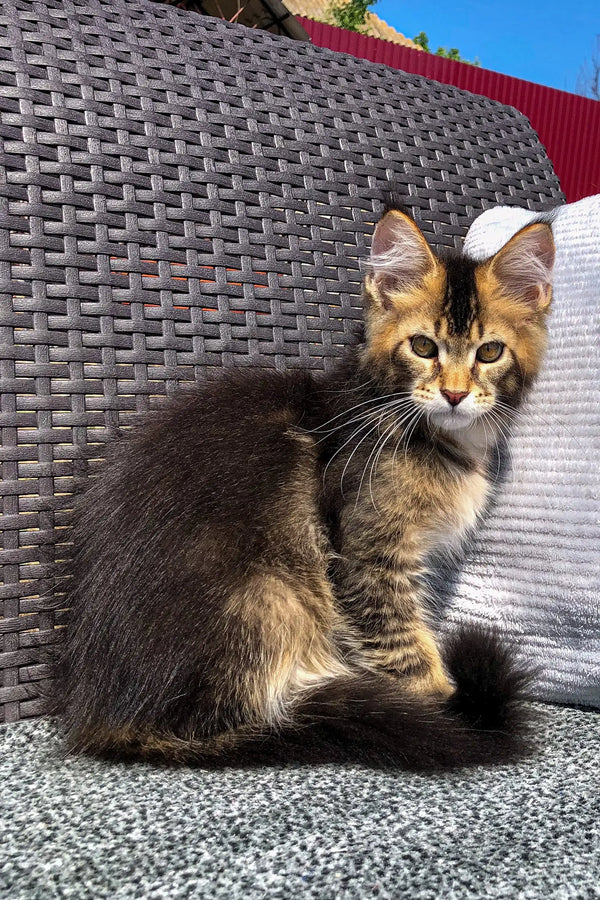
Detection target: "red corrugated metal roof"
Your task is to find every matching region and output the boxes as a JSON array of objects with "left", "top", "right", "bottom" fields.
[{"left": 299, "top": 18, "right": 600, "bottom": 202}]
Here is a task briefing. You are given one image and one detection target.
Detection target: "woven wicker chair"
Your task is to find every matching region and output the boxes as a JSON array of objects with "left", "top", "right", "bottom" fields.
[{"left": 0, "top": 0, "right": 564, "bottom": 726}]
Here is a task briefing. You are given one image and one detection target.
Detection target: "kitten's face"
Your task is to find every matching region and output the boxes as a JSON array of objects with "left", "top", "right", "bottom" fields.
[{"left": 363, "top": 210, "right": 555, "bottom": 437}]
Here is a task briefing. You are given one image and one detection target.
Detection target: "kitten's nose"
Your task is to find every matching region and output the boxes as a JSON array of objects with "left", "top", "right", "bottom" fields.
[{"left": 442, "top": 389, "right": 469, "bottom": 407}]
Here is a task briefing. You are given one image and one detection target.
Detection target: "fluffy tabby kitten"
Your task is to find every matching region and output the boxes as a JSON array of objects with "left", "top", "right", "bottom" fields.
[{"left": 53, "top": 203, "right": 555, "bottom": 769}]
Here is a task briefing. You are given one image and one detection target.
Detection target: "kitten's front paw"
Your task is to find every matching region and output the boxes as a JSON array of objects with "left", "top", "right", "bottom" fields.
[{"left": 403, "top": 670, "right": 455, "bottom": 701}]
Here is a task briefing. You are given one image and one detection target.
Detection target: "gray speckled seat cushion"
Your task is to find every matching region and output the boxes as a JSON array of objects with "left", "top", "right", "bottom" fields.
[{"left": 2, "top": 707, "right": 600, "bottom": 899}]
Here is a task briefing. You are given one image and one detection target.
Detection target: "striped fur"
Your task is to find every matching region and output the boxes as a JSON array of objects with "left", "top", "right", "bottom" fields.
[{"left": 52, "top": 207, "right": 554, "bottom": 769}]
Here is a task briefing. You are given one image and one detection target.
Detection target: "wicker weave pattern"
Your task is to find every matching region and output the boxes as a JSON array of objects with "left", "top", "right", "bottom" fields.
[{"left": 0, "top": 0, "right": 563, "bottom": 723}]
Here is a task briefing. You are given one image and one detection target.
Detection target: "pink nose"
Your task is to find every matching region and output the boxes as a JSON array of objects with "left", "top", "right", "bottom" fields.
[{"left": 442, "top": 389, "right": 469, "bottom": 407}]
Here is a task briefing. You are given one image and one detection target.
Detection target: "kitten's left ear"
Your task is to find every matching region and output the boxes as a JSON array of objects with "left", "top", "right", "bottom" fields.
[{"left": 486, "top": 222, "right": 555, "bottom": 311}]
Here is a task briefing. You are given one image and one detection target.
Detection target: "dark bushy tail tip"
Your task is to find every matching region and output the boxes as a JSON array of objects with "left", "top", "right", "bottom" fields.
[{"left": 444, "top": 624, "right": 540, "bottom": 754}]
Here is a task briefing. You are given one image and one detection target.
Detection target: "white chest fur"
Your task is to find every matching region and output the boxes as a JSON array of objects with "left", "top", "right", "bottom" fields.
[{"left": 431, "top": 469, "right": 491, "bottom": 556}]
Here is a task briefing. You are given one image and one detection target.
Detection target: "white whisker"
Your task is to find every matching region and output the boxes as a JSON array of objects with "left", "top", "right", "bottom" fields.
[
  {"left": 314, "top": 398, "right": 415, "bottom": 446},
  {"left": 345, "top": 400, "right": 415, "bottom": 501},
  {"left": 403, "top": 408, "right": 425, "bottom": 463},
  {"left": 321, "top": 415, "right": 379, "bottom": 495},
  {"left": 364, "top": 407, "right": 416, "bottom": 511},
  {"left": 482, "top": 409, "right": 514, "bottom": 479},
  {"left": 307, "top": 391, "right": 414, "bottom": 437},
  {"left": 324, "top": 377, "right": 376, "bottom": 394},
  {"left": 322, "top": 398, "right": 414, "bottom": 499},
  {"left": 342, "top": 413, "right": 392, "bottom": 503}
]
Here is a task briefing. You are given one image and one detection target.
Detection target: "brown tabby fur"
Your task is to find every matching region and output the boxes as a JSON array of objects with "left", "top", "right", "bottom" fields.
[{"left": 52, "top": 203, "right": 555, "bottom": 769}]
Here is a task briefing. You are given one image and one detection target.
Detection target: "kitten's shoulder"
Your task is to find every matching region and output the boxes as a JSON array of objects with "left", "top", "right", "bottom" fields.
[
  {"left": 165, "top": 365, "right": 317, "bottom": 421},
  {"left": 120, "top": 367, "right": 321, "bottom": 460}
]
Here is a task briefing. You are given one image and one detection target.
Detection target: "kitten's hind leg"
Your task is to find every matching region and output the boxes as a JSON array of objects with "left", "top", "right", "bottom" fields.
[
  {"left": 223, "top": 572, "right": 353, "bottom": 730},
  {"left": 66, "top": 572, "right": 352, "bottom": 764}
]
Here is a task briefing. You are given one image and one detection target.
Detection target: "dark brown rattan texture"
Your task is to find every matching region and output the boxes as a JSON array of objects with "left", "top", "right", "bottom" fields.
[{"left": 0, "top": 0, "right": 564, "bottom": 723}]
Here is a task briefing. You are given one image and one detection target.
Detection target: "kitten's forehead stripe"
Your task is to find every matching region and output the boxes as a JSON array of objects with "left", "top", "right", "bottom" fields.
[{"left": 441, "top": 253, "right": 479, "bottom": 336}]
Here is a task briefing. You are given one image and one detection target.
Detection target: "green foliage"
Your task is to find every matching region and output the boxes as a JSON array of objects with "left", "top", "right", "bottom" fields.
[
  {"left": 329, "top": 0, "right": 379, "bottom": 32},
  {"left": 412, "top": 31, "right": 430, "bottom": 52},
  {"left": 327, "top": 11, "right": 481, "bottom": 66},
  {"left": 413, "top": 31, "right": 481, "bottom": 66},
  {"left": 437, "top": 46, "right": 461, "bottom": 61}
]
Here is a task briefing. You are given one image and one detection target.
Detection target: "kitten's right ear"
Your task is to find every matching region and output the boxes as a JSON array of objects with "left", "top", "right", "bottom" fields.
[{"left": 366, "top": 210, "right": 438, "bottom": 311}]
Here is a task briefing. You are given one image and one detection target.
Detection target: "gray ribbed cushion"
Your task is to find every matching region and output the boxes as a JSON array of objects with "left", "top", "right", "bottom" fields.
[{"left": 442, "top": 196, "right": 600, "bottom": 707}]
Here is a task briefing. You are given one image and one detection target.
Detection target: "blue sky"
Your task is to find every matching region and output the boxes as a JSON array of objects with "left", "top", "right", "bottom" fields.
[{"left": 374, "top": 0, "right": 599, "bottom": 94}]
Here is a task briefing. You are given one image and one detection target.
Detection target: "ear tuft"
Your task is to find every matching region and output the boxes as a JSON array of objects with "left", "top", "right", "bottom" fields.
[
  {"left": 381, "top": 189, "right": 412, "bottom": 218},
  {"left": 368, "top": 210, "right": 437, "bottom": 309},
  {"left": 488, "top": 223, "right": 555, "bottom": 311}
]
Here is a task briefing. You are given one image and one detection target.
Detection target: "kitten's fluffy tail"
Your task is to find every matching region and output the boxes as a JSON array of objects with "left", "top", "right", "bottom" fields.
[
  {"left": 301, "top": 625, "right": 537, "bottom": 770},
  {"left": 72, "top": 626, "right": 537, "bottom": 770}
]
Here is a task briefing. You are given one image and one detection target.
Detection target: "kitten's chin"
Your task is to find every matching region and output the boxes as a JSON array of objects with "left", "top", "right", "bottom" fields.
[
  {"left": 431, "top": 411, "right": 495, "bottom": 458},
  {"left": 430, "top": 411, "right": 474, "bottom": 433}
]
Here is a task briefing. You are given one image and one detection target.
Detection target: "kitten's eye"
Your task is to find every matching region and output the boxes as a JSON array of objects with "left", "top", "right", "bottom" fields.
[
  {"left": 411, "top": 335, "right": 438, "bottom": 359},
  {"left": 476, "top": 341, "right": 504, "bottom": 363}
]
